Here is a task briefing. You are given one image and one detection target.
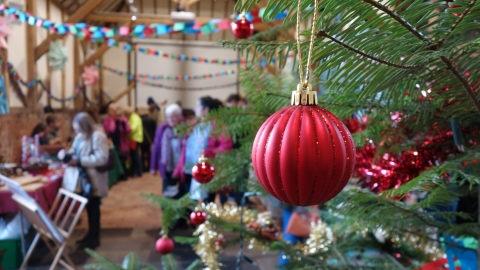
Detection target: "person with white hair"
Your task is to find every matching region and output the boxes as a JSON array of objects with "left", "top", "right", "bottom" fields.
[{"left": 150, "top": 103, "right": 184, "bottom": 198}]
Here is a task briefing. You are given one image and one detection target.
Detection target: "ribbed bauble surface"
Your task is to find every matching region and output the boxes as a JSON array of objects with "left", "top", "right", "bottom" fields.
[{"left": 252, "top": 105, "right": 356, "bottom": 206}]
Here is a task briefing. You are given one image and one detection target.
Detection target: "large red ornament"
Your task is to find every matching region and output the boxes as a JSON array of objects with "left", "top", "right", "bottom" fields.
[
  {"left": 252, "top": 84, "right": 356, "bottom": 206},
  {"left": 192, "top": 153, "right": 215, "bottom": 184},
  {"left": 231, "top": 16, "right": 254, "bottom": 39},
  {"left": 190, "top": 211, "right": 207, "bottom": 226},
  {"left": 155, "top": 237, "right": 174, "bottom": 255}
]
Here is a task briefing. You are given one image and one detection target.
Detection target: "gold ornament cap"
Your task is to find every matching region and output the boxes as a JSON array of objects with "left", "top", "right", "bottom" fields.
[
  {"left": 198, "top": 151, "right": 208, "bottom": 163},
  {"left": 291, "top": 83, "right": 318, "bottom": 106}
]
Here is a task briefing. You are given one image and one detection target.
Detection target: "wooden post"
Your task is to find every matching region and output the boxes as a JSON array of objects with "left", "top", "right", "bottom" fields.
[
  {"left": 25, "top": 0, "right": 37, "bottom": 112},
  {"left": 46, "top": 0, "right": 51, "bottom": 106},
  {"left": 73, "top": 39, "right": 83, "bottom": 109}
]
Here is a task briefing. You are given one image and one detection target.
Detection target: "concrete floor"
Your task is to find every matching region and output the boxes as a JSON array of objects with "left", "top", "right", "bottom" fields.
[{"left": 24, "top": 174, "right": 278, "bottom": 269}]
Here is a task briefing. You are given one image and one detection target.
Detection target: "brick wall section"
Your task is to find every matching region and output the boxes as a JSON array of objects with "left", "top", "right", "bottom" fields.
[{"left": 0, "top": 109, "right": 76, "bottom": 163}]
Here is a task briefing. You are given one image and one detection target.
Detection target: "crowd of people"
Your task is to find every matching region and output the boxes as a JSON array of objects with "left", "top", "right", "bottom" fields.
[{"left": 28, "top": 94, "right": 247, "bottom": 249}]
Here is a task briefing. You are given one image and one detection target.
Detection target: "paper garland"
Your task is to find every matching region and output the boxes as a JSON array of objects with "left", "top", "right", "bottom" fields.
[
  {"left": 139, "top": 80, "right": 238, "bottom": 91},
  {"left": 98, "top": 63, "right": 236, "bottom": 81},
  {"left": 4, "top": 60, "right": 240, "bottom": 101},
  {"left": 48, "top": 40, "right": 68, "bottom": 71},
  {"left": 0, "top": 3, "right": 287, "bottom": 41}
]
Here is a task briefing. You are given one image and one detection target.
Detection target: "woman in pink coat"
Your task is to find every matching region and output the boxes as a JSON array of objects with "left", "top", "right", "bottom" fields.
[{"left": 102, "top": 103, "right": 130, "bottom": 177}]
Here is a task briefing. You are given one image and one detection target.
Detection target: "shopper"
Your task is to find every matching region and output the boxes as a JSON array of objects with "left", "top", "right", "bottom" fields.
[
  {"left": 137, "top": 107, "right": 157, "bottom": 172},
  {"left": 102, "top": 103, "right": 130, "bottom": 179},
  {"left": 30, "top": 123, "right": 50, "bottom": 145},
  {"left": 174, "top": 96, "right": 232, "bottom": 201},
  {"left": 124, "top": 107, "right": 143, "bottom": 177},
  {"left": 151, "top": 103, "right": 184, "bottom": 198},
  {"left": 147, "top": 97, "right": 165, "bottom": 125},
  {"left": 45, "top": 115, "right": 62, "bottom": 145},
  {"left": 67, "top": 112, "right": 109, "bottom": 250}
]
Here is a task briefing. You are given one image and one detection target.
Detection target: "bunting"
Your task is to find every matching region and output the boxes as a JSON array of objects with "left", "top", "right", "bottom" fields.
[{"left": 97, "top": 63, "right": 236, "bottom": 81}]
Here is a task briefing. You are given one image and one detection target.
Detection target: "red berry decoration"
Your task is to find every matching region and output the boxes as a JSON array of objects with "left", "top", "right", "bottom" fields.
[
  {"left": 252, "top": 83, "right": 356, "bottom": 206},
  {"left": 192, "top": 153, "right": 215, "bottom": 184},
  {"left": 155, "top": 237, "right": 174, "bottom": 255},
  {"left": 190, "top": 211, "right": 207, "bottom": 226},
  {"left": 231, "top": 15, "right": 253, "bottom": 39}
]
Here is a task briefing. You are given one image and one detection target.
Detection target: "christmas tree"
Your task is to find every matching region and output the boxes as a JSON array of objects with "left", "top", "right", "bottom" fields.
[{"left": 89, "top": 0, "right": 480, "bottom": 269}]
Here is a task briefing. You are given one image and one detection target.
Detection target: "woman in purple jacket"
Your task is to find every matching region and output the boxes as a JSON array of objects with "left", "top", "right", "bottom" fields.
[{"left": 150, "top": 103, "right": 184, "bottom": 198}]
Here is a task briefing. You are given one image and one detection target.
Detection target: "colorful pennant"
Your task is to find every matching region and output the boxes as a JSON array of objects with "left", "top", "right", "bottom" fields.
[
  {"left": 97, "top": 63, "right": 236, "bottom": 81},
  {"left": 0, "top": 3, "right": 287, "bottom": 42}
]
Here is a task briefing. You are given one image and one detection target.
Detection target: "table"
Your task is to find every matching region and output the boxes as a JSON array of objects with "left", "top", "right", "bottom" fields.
[{"left": 0, "top": 173, "right": 63, "bottom": 215}]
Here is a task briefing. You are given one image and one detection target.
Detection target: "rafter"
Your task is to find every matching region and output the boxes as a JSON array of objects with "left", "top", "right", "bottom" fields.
[
  {"left": 86, "top": 12, "right": 276, "bottom": 31},
  {"left": 34, "top": 0, "right": 108, "bottom": 61}
]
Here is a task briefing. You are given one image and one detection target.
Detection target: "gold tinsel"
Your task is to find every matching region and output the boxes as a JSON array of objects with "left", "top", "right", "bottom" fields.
[
  {"left": 192, "top": 203, "right": 256, "bottom": 270},
  {"left": 198, "top": 202, "right": 256, "bottom": 225},
  {"left": 193, "top": 221, "right": 223, "bottom": 270},
  {"left": 391, "top": 232, "right": 445, "bottom": 262},
  {"left": 301, "top": 220, "right": 335, "bottom": 255}
]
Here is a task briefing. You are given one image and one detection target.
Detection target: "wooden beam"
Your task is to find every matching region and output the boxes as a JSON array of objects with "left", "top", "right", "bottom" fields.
[
  {"left": 34, "top": 0, "right": 107, "bottom": 61},
  {"left": 26, "top": 0, "right": 37, "bottom": 112},
  {"left": 111, "top": 81, "right": 135, "bottom": 103},
  {"left": 81, "top": 21, "right": 131, "bottom": 70},
  {"left": 87, "top": 12, "right": 220, "bottom": 24}
]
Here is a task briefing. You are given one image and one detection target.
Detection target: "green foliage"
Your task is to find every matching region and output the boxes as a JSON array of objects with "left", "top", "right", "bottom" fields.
[
  {"left": 90, "top": 0, "right": 480, "bottom": 269},
  {"left": 161, "top": 254, "right": 180, "bottom": 270}
]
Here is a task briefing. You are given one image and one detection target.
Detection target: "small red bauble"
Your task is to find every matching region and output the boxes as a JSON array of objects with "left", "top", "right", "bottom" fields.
[
  {"left": 252, "top": 84, "right": 356, "bottom": 206},
  {"left": 231, "top": 16, "right": 254, "bottom": 39},
  {"left": 215, "top": 237, "right": 226, "bottom": 248},
  {"left": 190, "top": 211, "right": 207, "bottom": 226},
  {"left": 192, "top": 154, "right": 215, "bottom": 184},
  {"left": 155, "top": 237, "right": 174, "bottom": 255}
]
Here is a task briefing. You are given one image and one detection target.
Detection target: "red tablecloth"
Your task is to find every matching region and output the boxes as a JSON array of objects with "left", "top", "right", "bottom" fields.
[{"left": 0, "top": 172, "right": 63, "bottom": 214}]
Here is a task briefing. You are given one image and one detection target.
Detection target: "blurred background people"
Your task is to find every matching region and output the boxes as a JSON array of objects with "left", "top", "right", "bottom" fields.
[
  {"left": 151, "top": 103, "right": 184, "bottom": 198},
  {"left": 226, "top": 94, "right": 242, "bottom": 108},
  {"left": 46, "top": 115, "right": 62, "bottom": 145},
  {"left": 174, "top": 96, "right": 232, "bottom": 202},
  {"left": 124, "top": 107, "right": 143, "bottom": 178},
  {"left": 137, "top": 107, "right": 157, "bottom": 173},
  {"left": 147, "top": 97, "right": 165, "bottom": 125},
  {"left": 102, "top": 103, "right": 130, "bottom": 179}
]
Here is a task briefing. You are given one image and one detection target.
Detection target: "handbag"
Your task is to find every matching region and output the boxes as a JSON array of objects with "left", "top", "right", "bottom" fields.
[
  {"left": 285, "top": 212, "right": 320, "bottom": 237},
  {"left": 96, "top": 149, "right": 114, "bottom": 173},
  {"left": 79, "top": 166, "right": 93, "bottom": 199},
  {"left": 91, "top": 136, "right": 114, "bottom": 173}
]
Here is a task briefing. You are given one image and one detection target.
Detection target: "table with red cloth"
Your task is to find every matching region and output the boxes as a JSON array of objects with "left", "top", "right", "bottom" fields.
[{"left": 0, "top": 170, "right": 63, "bottom": 215}]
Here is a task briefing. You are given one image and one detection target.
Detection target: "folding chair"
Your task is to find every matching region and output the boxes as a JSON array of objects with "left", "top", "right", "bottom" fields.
[{"left": 12, "top": 188, "right": 88, "bottom": 270}]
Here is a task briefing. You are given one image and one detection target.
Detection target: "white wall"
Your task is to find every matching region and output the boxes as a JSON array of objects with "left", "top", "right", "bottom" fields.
[{"left": 132, "top": 38, "right": 238, "bottom": 110}]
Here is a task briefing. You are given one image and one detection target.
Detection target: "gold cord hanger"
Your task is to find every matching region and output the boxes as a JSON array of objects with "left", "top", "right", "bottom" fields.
[{"left": 292, "top": 0, "right": 319, "bottom": 106}]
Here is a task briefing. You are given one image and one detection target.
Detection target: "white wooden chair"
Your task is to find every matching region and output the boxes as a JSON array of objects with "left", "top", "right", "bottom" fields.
[{"left": 12, "top": 188, "right": 88, "bottom": 270}]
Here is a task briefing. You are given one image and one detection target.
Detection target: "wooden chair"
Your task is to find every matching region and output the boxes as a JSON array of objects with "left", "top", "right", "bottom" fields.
[{"left": 12, "top": 188, "right": 88, "bottom": 270}]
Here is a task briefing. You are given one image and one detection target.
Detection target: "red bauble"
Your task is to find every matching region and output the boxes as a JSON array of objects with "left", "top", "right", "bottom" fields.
[
  {"left": 192, "top": 161, "right": 215, "bottom": 184},
  {"left": 231, "top": 17, "right": 254, "bottom": 39},
  {"left": 215, "top": 237, "right": 226, "bottom": 248},
  {"left": 252, "top": 105, "right": 356, "bottom": 206},
  {"left": 155, "top": 237, "right": 174, "bottom": 255},
  {"left": 190, "top": 211, "right": 207, "bottom": 226}
]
